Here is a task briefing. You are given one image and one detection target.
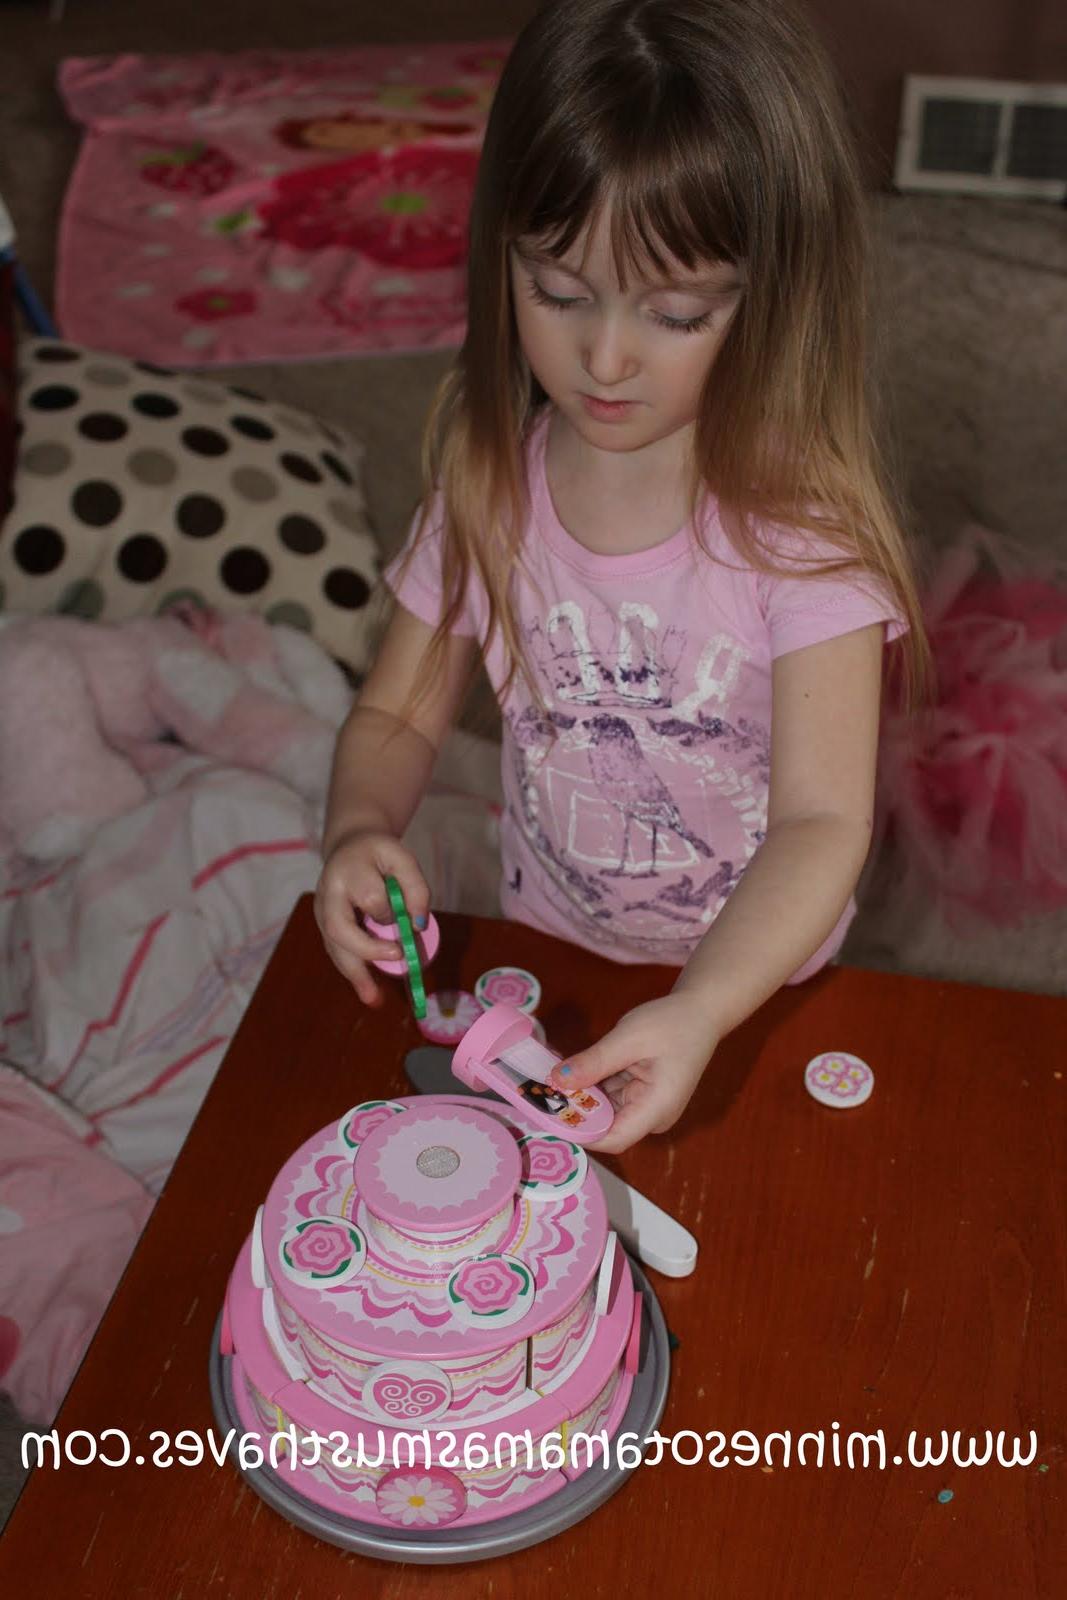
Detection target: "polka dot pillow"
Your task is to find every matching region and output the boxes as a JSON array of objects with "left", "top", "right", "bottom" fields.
[{"left": 0, "top": 339, "right": 382, "bottom": 672}]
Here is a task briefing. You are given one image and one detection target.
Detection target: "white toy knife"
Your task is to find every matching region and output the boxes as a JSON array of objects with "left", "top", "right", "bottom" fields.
[{"left": 403, "top": 1046, "right": 698, "bottom": 1278}]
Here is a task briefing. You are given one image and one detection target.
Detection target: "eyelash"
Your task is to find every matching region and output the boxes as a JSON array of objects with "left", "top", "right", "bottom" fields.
[{"left": 524, "top": 277, "right": 714, "bottom": 335}]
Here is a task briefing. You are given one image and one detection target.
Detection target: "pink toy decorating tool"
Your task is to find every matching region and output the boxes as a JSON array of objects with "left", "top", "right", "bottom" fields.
[
  {"left": 451, "top": 1003, "right": 614, "bottom": 1144},
  {"left": 364, "top": 874, "right": 439, "bottom": 1019}
]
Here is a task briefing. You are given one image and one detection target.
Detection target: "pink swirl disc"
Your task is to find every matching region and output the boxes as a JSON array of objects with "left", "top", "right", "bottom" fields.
[
  {"left": 279, "top": 1215, "right": 367, "bottom": 1286},
  {"left": 446, "top": 1250, "right": 536, "bottom": 1328},
  {"left": 337, "top": 1099, "right": 410, "bottom": 1151},
  {"left": 474, "top": 966, "right": 541, "bottom": 1014},
  {"left": 517, "top": 1132, "right": 588, "bottom": 1201}
]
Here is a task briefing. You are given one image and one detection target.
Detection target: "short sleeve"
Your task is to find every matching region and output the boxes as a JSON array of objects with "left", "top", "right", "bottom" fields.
[
  {"left": 383, "top": 494, "right": 482, "bottom": 639},
  {"left": 755, "top": 526, "right": 909, "bottom": 660}
]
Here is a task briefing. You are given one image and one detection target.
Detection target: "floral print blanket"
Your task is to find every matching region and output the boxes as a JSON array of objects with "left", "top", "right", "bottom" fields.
[{"left": 55, "top": 43, "right": 508, "bottom": 366}]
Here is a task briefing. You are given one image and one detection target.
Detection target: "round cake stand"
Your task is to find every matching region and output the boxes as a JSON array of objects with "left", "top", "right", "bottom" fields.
[{"left": 208, "top": 1248, "right": 670, "bottom": 1565}]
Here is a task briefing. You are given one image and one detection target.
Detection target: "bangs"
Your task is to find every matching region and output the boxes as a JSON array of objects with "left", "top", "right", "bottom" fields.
[{"left": 503, "top": 91, "right": 751, "bottom": 284}]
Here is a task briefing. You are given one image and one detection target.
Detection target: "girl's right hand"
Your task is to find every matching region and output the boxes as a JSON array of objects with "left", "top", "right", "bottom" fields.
[{"left": 314, "top": 830, "right": 431, "bottom": 1007}]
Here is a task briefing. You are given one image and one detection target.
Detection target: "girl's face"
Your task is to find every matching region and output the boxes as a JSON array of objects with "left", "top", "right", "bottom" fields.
[{"left": 509, "top": 206, "right": 743, "bottom": 457}]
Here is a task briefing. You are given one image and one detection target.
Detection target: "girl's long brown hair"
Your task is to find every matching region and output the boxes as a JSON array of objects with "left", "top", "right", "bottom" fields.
[{"left": 398, "top": 0, "right": 929, "bottom": 714}]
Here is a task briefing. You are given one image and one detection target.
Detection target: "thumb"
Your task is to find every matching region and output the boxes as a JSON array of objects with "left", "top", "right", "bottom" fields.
[{"left": 549, "top": 1028, "right": 630, "bottom": 1091}]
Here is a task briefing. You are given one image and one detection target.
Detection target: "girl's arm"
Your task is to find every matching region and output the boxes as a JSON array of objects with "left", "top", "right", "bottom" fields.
[
  {"left": 323, "top": 600, "right": 475, "bottom": 853},
  {"left": 549, "top": 622, "right": 886, "bottom": 1152},
  {"left": 317, "top": 599, "right": 477, "bottom": 1001},
  {"left": 670, "top": 620, "right": 883, "bottom": 1028}
]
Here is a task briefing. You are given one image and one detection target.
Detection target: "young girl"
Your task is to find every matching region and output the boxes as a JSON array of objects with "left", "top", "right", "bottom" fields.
[{"left": 315, "top": 0, "right": 926, "bottom": 1154}]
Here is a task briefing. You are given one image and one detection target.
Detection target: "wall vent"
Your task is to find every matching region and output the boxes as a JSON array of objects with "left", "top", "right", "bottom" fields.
[{"left": 895, "top": 75, "right": 1067, "bottom": 201}]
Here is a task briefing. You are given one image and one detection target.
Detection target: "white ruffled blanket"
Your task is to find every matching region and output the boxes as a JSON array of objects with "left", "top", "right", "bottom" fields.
[{"left": 0, "top": 611, "right": 502, "bottom": 1422}]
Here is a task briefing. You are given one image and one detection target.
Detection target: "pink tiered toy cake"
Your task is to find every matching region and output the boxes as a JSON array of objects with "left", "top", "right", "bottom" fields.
[{"left": 220, "top": 1007, "right": 643, "bottom": 1531}]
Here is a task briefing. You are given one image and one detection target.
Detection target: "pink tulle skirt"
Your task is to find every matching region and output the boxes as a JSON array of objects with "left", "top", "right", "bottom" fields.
[{"left": 878, "top": 524, "right": 1067, "bottom": 926}]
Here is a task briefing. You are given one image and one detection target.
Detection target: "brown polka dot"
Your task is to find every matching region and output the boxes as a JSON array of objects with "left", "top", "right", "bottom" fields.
[
  {"left": 79, "top": 412, "right": 129, "bottom": 443},
  {"left": 29, "top": 385, "right": 79, "bottom": 411},
  {"left": 21, "top": 441, "right": 73, "bottom": 476},
  {"left": 220, "top": 547, "right": 270, "bottom": 595},
  {"left": 231, "top": 466, "right": 278, "bottom": 503},
  {"left": 323, "top": 567, "right": 371, "bottom": 609},
  {"left": 278, "top": 514, "right": 325, "bottom": 555},
  {"left": 279, "top": 451, "right": 322, "bottom": 484},
  {"left": 320, "top": 450, "right": 354, "bottom": 486},
  {"left": 176, "top": 494, "right": 226, "bottom": 538},
  {"left": 72, "top": 480, "right": 123, "bottom": 527},
  {"left": 128, "top": 448, "right": 178, "bottom": 486},
  {"left": 181, "top": 425, "right": 229, "bottom": 458},
  {"left": 34, "top": 345, "right": 81, "bottom": 363},
  {"left": 116, "top": 534, "right": 169, "bottom": 583},
  {"left": 13, "top": 526, "right": 66, "bottom": 575}
]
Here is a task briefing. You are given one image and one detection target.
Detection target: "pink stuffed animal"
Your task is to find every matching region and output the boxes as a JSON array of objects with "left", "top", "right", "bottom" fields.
[{"left": 0, "top": 605, "right": 351, "bottom": 860}]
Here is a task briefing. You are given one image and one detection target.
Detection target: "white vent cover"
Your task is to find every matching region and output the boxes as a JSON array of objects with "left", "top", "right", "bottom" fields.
[{"left": 895, "top": 75, "right": 1067, "bottom": 201}]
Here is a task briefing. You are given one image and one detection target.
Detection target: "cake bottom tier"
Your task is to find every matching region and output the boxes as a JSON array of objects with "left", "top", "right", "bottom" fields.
[{"left": 219, "top": 1235, "right": 644, "bottom": 1530}]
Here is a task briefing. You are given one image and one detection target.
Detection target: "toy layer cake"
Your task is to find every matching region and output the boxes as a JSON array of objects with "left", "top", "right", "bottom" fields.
[{"left": 221, "top": 1091, "right": 642, "bottom": 1529}]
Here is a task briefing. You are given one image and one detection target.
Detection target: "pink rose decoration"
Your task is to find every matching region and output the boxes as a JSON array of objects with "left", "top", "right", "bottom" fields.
[
  {"left": 482, "top": 972, "right": 527, "bottom": 1005},
  {"left": 341, "top": 1101, "right": 406, "bottom": 1147},
  {"left": 524, "top": 1137, "right": 576, "bottom": 1186},
  {"left": 285, "top": 1220, "right": 357, "bottom": 1278},
  {"left": 450, "top": 1254, "right": 527, "bottom": 1316}
]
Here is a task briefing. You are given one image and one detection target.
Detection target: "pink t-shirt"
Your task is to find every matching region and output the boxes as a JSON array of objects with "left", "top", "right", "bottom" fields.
[{"left": 386, "top": 408, "right": 906, "bottom": 969}]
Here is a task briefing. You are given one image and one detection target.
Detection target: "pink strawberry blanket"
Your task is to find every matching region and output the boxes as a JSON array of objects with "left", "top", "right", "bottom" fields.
[
  {"left": 0, "top": 609, "right": 503, "bottom": 1425},
  {"left": 55, "top": 43, "right": 509, "bottom": 366}
]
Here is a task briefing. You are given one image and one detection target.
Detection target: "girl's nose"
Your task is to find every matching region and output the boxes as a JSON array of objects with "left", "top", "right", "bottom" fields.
[{"left": 581, "top": 315, "right": 639, "bottom": 389}]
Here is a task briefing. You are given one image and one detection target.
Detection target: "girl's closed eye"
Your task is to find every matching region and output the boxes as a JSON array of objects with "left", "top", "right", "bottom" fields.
[{"left": 524, "top": 275, "right": 717, "bottom": 335}]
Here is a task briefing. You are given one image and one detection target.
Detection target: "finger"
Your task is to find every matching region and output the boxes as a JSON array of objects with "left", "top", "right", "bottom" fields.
[
  {"left": 586, "top": 1077, "right": 686, "bottom": 1153},
  {"left": 549, "top": 1029, "right": 636, "bottom": 1091},
  {"left": 584, "top": 1101, "right": 652, "bottom": 1154},
  {"left": 373, "top": 842, "right": 432, "bottom": 929},
  {"left": 323, "top": 937, "right": 383, "bottom": 1008},
  {"left": 320, "top": 885, "right": 402, "bottom": 963}
]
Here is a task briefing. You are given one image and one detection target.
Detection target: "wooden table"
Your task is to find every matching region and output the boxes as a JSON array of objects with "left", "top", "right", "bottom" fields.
[{"left": 2, "top": 897, "right": 1064, "bottom": 1597}]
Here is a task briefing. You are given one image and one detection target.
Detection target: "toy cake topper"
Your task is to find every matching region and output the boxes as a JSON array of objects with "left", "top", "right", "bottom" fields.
[{"left": 451, "top": 1002, "right": 614, "bottom": 1144}]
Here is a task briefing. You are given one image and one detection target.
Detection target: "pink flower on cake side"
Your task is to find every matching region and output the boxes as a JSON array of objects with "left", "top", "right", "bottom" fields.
[
  {"left": 375, "top": 1466, "right": 466, "bottom": 1527},
  {"left": 280, "top": 1217, "right": 366, "bottom": 1285},
  {"left": 447, "top": 1252, "right": 534, "bottom": 1326}
]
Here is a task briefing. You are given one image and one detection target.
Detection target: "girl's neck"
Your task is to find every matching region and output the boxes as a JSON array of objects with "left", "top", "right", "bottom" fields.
[{"left": 542, "top": 406, "right": 696, "bottom": 558}]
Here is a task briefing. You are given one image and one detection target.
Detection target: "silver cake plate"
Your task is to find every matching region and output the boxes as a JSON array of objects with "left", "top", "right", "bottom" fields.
[{"left": 208, "top": 1247, "right": 670, "bottom": 1564}]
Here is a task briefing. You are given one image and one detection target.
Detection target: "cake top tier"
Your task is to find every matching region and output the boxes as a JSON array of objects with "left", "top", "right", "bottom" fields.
[
  {"left": 354, "top": 1100, "right": 520, "bottom": 1235},
  {"left": 262, "top": 1094, "right": 608, "bottom": 1360}
]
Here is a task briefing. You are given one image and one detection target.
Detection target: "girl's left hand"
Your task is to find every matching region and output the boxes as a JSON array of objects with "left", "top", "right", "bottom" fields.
[{"left": 548, "top": 992, "right": 721, "bottom": 1154}]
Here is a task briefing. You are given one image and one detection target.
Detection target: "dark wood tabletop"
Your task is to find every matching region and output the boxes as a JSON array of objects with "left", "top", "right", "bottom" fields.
[{"left": 2, "top": 896, "right": 1064, "bottom": 1598}]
